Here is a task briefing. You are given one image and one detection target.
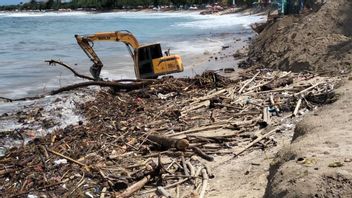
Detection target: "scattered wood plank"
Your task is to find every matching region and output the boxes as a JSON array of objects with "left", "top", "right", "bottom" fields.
[
  {"left": 293, "top": 98, "right": 303, "bottom": 116},
  {"left": 238, "top": 71, "right": 260, "bottom": 94},
  {"left": 234, "top": 127, "right": 281, "bottom": 157},
  {"left": 263, "top": 107, "right": 271, "bottom": 125}
]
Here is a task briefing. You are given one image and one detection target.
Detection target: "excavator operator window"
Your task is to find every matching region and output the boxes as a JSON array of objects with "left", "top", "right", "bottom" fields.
[
  {"left": 149, "top": 44, "right": 162, "bottom": 59},
  {"left": 138, "top": 47, "right": 153, "bottom": 74},
  {"left": 137, "top": 44, "right": 162, "bottom": 77}
]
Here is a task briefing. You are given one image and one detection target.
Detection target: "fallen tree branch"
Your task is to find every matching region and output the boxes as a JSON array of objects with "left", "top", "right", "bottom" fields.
[
  {"left": 234, "top": 127, "right": 281, "bottom": 157},
  {"left": 192, "top": 147, "right": 214, "bottom": 161},
  {"left": 47, "top": 148, "right": 90, "bottom": 171},
  {"left": 0, "top": 80, "right": 153, "bottom": 102},
  {"left": 139, "top": 178, "right": 189, "bottom": 194},
  {"left": 45, "top": 60, "right": 95, "bottom": 81}
]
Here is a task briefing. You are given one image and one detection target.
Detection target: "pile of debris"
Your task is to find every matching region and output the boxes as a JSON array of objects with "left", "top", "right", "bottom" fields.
[{"left": 0, "top": 70, "right": 339, "bottom": 197}]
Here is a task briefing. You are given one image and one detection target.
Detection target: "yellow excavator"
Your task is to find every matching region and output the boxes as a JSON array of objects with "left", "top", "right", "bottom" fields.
[{"left": 75, "top": 30, "right": 184, "bottom": 80}]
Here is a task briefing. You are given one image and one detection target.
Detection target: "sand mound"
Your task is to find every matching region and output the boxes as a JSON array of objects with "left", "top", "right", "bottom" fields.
[
  {"left": 248, "top": 0, "right": 352, "bottom": 75},
  {"left": 264, "top": 80, "right": 352, "bottom": 198}
]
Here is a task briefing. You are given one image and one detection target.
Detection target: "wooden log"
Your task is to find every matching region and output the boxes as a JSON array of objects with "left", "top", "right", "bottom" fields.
[
  {"left": 261, "top": 77, "right": 293, "bottom": 91},
  {"left": 116, "top": 175, "right": 151, "bottom": 198},
  {"left": 167, "top": 124, "right": 224, "bottom": 137},
  {"left": 147, "top": 134, "right": 189, "bottom": 151},
  {"left": 199, "top": 169, "right": 209, "bottom": 198},
  {"left": 246, "top": 72, "right": 292, "bottom": 93},
  {"left": 181, "top": 155, "right": 189, "bottom": 176},
  {"left": 157, "top": 186, "right": 171, "bottom": 198},
  {"left": 186, "top": 161, "right": 195, "bottom": 176},
  {"left": 0, "top": 168, "right": 15, "bottom": 176},
  {"left": 50, "top": 80, "right": 151, "bottom": 95},
  {"left": 189, "top": 89, "right": 227, "bottom": 105},
  {"left": 139, "top": 178, "right": 189, "bottom": 194},
  {"left": 181, "top": 100, "right": 211, "bottom": 115}
]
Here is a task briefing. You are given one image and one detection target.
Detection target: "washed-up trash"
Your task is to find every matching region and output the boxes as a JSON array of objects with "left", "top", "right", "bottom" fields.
[
  {"left": 85, "top": 192, "right": 94, "bottom": 198},
  {"left": 0, "top": 147, "right": 6, "bottom": 157},
  {"left": 27, "top": 195, "right": 38, "bottom": 198},
  {"left": 222, "top": 45, "right": 230, "bottom": 50},
  {"left": 54, "top": 159, "right": 67, "bottom": 165},
  {"left": 296, "top": 157, "right": 317, "bottom": 166},
  {"left": 157, "top": 92, "right": 176, "bottom": 100},
  {"left": 328, "top": 161, "right": 344, "bottom": 168}
]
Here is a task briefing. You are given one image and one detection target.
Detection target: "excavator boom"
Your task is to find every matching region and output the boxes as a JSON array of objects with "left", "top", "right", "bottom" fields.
[{"left": 75, "top": 30, "right": 139, "bottom": 80}]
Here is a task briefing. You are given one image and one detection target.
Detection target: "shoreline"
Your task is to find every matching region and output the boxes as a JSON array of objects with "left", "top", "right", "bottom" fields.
[
  {"left": 0, "top": 11, "right": 265, "bottom": 99},
  {"left": 0, "top": 7, "right": 255, "bottom": 16},
  {"left": 0, "top": 28, "right": 254, "bottom": 146}
]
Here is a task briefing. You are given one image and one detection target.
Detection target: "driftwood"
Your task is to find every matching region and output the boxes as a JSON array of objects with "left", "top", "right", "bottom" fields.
[
  {"left": 234, "top": 127, "right": 281, "bottom": 157},
  {"left": 45, "top": 60, "right": 95, "bottom": 81},
  {"left": 0, "top": 60, "right": 154, "bottom": 102},
  {"left": 293, "top": 98, "right": 303, "bottom": 116},
  {"left": 0, "top": 69, "right": 339, "bottom": 197},
  {"left": 261, "top": 77, "right": 293, "bottom": 91},
  {"left": 204, "top": 164, "right": 214, "bottom": 179},
  {"left": 294, "top": 82, "right": 324, "bottom": 97},
  {"left": 263, "top": 107, "right": 271, "bottom": 125},
  {"left": 147, "top": 134, "right": 189, "bottom": 151},
  {"left": 50, "top": 80, "right": 152, "bottom": 95},
  {"left": 0, "top": 79, "right": 152, "bottom": 102},
  {"left": 116, "top": 175, "right": 151, "bottom": 198},
  {"left": 167, "top": 124, "right": 224, "bottom": 137},
  {"left": 156, "top": 186, "right": 171, "bottom": 198},
  {"left": 47, "top": 148, "right": 90, "bottom": 171},
  {"left": 199, "top": 169, "right": 209, "bottom": 198},
  {"left": 0, "top": 168, "right": 16, "bottom": 176},
  {"left": 140, "top": 178, "right": 189, "bottom": 194},
  {"left": 192, "top": 147, "right": 214, "bottom": 161},
  {"left": 238, "top": 71, "right": 260, "bottom": 93}
]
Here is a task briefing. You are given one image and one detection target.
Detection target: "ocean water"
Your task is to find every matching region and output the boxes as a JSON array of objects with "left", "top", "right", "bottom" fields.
[{"left": 0, "top": 11, "right": 265, "bottom": 98}]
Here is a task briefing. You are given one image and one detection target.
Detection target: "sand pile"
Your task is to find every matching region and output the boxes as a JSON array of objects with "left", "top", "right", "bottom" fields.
[{"left": 248, "top": 0, "right": 352, "bottom": 75}]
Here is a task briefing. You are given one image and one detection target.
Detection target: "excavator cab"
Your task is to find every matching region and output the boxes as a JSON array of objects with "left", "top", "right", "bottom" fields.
[{"left": 136, "top": 44, "right": 183, "bottom": 79}]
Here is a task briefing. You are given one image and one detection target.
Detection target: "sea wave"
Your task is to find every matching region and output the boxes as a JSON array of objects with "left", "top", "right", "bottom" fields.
[
  {"left": 0, "top": 11, "right": 89, "bottom": 18},
  {"left": 174, "top": 14, "right": 266, "bottom": 29}
]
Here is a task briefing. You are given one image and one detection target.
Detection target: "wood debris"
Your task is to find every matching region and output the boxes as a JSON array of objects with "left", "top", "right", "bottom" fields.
[{"left": 0, "top": 68, "right": 340, "bottom": 197}]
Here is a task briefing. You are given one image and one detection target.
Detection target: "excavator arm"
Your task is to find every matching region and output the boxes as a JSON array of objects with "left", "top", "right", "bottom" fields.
[{"left": 75, "top": 30, "right": 140, "bottom": 80}]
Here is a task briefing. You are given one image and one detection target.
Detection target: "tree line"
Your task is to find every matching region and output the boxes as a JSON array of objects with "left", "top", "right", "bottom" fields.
[{"left": 0, "top": 0, "right": 257, "bottom": 11}]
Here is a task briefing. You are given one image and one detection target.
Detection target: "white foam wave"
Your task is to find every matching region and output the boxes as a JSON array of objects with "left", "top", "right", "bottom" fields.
[
  {"left": 94, "top": 11, "right": 200, "bottom": 19},
  {"left": 174, "top": 14, "right": 266, "bottom": 29},
  {"left": 170, "top": 39, "right": 224, "bottom": 54},
  {"left": 0, "top": 11, "right": 89, "bottom": 17}
]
